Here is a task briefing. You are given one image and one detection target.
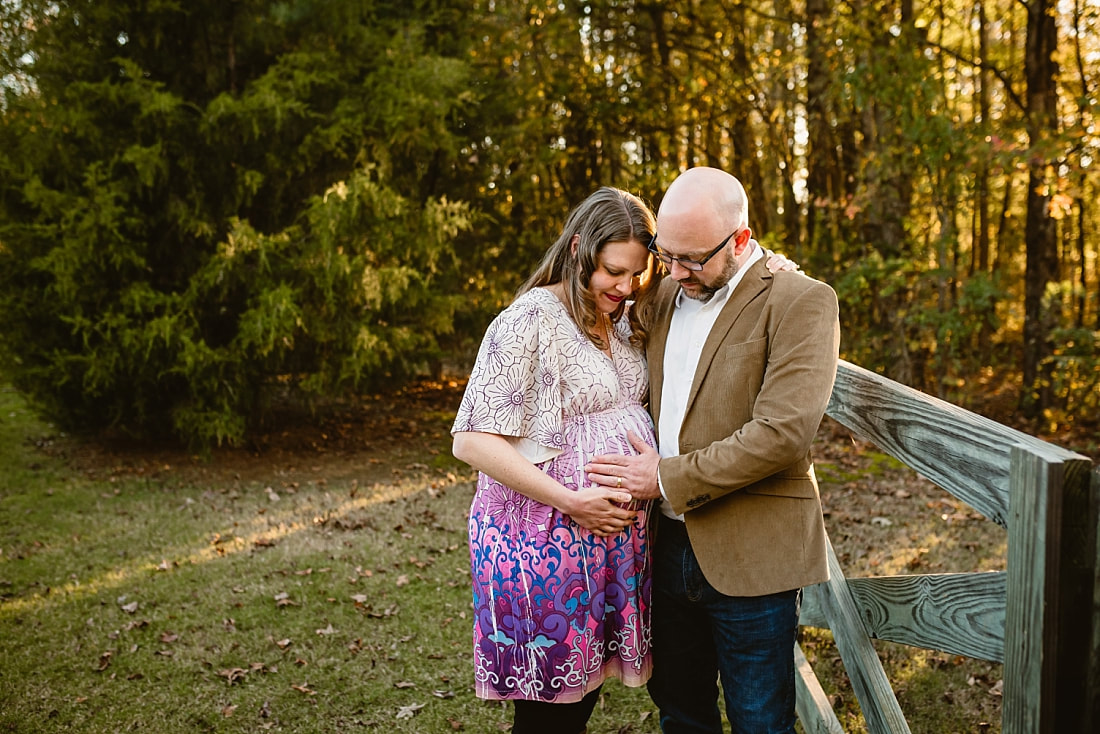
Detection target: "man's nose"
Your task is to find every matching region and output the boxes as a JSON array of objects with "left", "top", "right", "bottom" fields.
[{"left": 669, "top": 259, "right": 692, "bottom": 279}]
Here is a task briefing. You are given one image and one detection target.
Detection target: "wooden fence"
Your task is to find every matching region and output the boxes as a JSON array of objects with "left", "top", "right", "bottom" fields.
[{"left": 794, "top": 360, "right": 1100, "bottom": 733}]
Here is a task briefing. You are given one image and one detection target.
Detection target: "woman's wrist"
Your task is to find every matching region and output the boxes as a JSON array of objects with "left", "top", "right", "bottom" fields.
[{"left": 554, "top": 485, "right": 579, "bottom": 516}]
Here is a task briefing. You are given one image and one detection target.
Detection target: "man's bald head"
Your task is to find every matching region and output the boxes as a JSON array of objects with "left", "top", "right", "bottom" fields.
[
  {"left": 652, "top": 167, "right": 756, "bottom": 302},
  {"left": 658, "top": 167, "right": 749, "bottom": 238}
]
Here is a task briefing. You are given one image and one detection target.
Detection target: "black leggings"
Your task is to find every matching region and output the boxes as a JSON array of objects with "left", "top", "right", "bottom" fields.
[{"left": 512, "top": 687, "right": 602, "bottom": 734}]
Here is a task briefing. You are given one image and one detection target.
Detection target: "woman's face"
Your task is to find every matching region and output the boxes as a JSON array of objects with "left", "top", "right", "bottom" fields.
[{"left": 589, "top": 239, "right": 650, "bottom": 314}]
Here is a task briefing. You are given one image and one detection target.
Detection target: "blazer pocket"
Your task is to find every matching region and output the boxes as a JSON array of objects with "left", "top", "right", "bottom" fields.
[
  {"left": 744, "top": 478, "right": 817, "bottom": 499},
  {"left": 710, "top": 338, "right": 768, "bottom": 406},
  {"left": 717, "top": 337, "right": 767, "bottom": 361}
]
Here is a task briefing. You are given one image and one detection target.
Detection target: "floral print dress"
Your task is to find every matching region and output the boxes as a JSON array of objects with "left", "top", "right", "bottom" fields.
[{"left": 452, "top": 287, "right": 655, "bottom": 703}]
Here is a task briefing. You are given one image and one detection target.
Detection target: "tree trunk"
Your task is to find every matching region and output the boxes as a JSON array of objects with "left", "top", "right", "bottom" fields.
[
  {"left": 1020, "top": 0, "right": 1061, "bottom": 420},
  {"left": 804, "top": 0, "right": 837, "bottom": 259},
  {"left": 975, "top": 0, "right": 991, "bottom": 275},
  {"left": 1076, "top": 199, "right": 1087, "bottom": 328}
]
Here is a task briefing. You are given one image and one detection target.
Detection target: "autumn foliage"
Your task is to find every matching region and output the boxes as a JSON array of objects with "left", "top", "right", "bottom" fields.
[{"left": 1, "top": 1, "right": 1097, "bottom": 448}]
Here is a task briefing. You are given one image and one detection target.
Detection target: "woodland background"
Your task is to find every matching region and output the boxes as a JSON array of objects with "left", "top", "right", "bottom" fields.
[{"left": 0, "top": 0, "right": 1096, "bottom": 451}]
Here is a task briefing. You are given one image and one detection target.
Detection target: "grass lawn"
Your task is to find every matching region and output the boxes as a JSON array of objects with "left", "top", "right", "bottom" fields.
[{"left": 0, "top": 380, "right": 1009, "bottom": 732}]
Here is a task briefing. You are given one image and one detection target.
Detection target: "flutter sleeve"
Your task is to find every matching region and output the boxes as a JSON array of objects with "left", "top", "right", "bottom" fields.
[{"left": 451, "top": 293, "right": 565, "bottom": 464}]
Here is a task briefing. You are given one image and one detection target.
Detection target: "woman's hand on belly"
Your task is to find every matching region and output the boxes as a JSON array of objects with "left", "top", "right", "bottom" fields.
[{"left": 563, "top": 485, "right": 638, "bottom": 537}]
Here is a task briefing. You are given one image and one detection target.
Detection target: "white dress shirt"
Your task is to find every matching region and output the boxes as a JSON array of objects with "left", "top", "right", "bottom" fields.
[{"left": 657, "top": 242, "right": 764, "bottom": 519}]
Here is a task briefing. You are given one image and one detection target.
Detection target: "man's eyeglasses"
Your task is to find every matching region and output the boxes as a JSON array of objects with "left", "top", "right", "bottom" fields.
[{"left": 647, "top": 230, "right": 738, "bottom": 272}]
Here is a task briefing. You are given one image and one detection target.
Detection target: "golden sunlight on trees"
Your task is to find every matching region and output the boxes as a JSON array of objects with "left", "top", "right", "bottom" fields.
[{"left": 0, "top": 0, "right": 1097, "bottom": 446}]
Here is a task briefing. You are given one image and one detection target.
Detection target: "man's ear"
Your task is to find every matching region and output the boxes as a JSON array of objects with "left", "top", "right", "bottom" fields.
[
  {"left": 733, "top": 228, "right": 753, "bottom": 254},
  {"left": 570, "top": 234, "right": 580, "bottom": 256}
]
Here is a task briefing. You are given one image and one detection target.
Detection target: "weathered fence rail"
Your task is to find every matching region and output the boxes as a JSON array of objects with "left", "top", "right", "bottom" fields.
[{"left": 795, "top": 360, "right": 1100, "bottom": 733}]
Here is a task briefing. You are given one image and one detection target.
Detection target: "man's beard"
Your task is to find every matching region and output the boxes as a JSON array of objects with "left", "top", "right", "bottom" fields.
[{"left": 678, "top": 252, "right": 738, "bottom": 302}]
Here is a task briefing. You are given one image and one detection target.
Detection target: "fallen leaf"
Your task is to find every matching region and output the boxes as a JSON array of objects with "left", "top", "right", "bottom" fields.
[
  {"left": 291, "top": 683, "right": 316, "bottom": 695},
  {"left": 396, "top": 703, "right": 425, "bottom": 719},
  {"left": 96, "top": 651, "right": 112, "bottom": 672},
  {"left": 160, "top": 632, "right": 179, "bottom": 643},
  {"left": 432, "top": 689, "right": 455, "bottom": 699},
  {"left": 394, "top": 681, "right": 416, "bottom": 689},
  {"left": 447, "top": 717, "right": 464, "bottom": 730},
  {"left": 120, "top": 601, "right": 139, "bottom": 614},
  {"left": 221, "top": 704, "right": 237, "bottom": 717},
  {"left": 275, "top": 638, "right": 292, "bottom": 650},
  {"left": 218, "top": 668, "right": 248, "bottom": 685},
  {"left": 315, "top": 624, "right": 336, "bottom": 636},
  {"left": 396, "top": 574, "right": 409, "bottom": 587}
]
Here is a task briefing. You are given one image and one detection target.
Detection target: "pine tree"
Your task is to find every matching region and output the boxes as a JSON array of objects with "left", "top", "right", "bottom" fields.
[{"left": 0, "top": 0, "right": 475, "bottom": 446}]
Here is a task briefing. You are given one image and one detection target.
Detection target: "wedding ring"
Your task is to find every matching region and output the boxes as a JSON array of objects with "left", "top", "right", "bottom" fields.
[{"left": 616, "top": 476, "right": 623, "bottom": 488}]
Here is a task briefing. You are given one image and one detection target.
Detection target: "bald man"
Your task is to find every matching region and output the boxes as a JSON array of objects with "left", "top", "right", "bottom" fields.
[{"left": 586, "top": 167, "right": 840, "bottom": 733}]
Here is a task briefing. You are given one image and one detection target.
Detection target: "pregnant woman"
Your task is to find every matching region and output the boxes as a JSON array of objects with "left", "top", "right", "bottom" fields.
[{"left": 452, "top": 187, "right": 658, "bottom": 734}]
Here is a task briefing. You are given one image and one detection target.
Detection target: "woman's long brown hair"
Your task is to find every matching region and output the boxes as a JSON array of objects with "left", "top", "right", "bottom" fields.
[{"left": 517, "top": 187, "right": 660, "bottom": 349}]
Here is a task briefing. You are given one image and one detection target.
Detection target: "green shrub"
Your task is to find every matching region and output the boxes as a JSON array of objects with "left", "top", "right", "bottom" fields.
[{"left": 0, "top": 1, "right": 475, "bottom": 447}]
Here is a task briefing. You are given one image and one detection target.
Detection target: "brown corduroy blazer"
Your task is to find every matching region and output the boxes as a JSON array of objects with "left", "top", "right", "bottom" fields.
[{"left": 648, "top": 257, "right": 840, "bottom": 597}]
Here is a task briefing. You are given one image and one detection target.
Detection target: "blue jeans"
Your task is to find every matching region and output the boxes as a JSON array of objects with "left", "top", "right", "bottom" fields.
[{"left": 647, "top": 517, "right": 800, "bottom": 734}]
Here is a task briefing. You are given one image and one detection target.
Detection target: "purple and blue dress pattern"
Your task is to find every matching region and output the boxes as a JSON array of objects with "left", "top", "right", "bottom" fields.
[{"left": 452, "top": 287, "right": 655, "bottom": 703}]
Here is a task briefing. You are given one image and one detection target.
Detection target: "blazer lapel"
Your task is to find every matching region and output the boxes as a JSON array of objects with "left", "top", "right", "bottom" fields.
[
  {"left": 646, "top": 279, "right": 678, "bottom": 425},
  {"left": 684, "top": 260, "right": 772, "bottom": 410}
]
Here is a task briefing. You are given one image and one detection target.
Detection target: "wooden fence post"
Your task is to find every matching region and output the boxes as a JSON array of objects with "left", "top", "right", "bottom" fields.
[
  {"left": 1090, "top": 466, "right": 1100, "bottom": 733},
  {"left": 1002, "top": 445, "right": 1096, "bottom": 733}
]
